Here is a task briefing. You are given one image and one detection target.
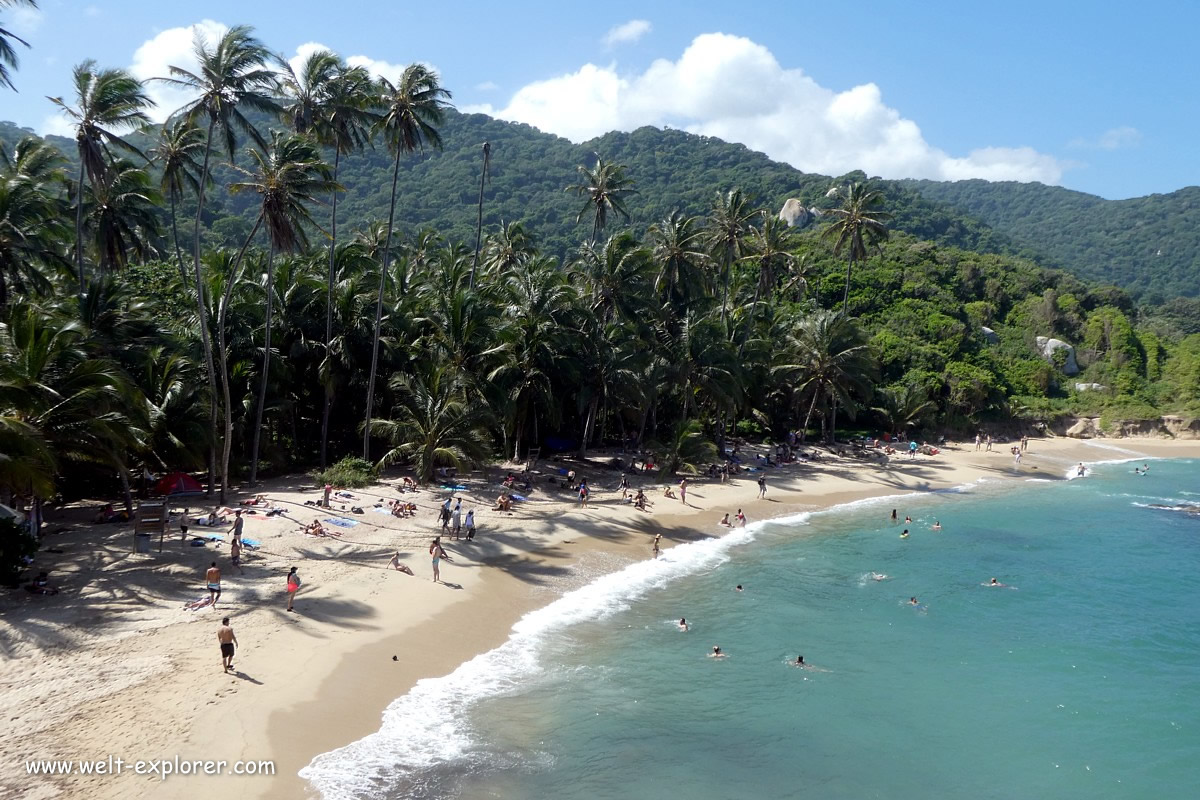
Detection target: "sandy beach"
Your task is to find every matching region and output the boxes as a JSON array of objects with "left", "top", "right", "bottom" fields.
[{"left": 2, "top": 435, "right": 1197, "bottom": 800}]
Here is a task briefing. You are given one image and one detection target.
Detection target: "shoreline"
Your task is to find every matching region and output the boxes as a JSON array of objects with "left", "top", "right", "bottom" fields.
[{"left": 3, "top": 437, "right": 1197, "bottom": 800}]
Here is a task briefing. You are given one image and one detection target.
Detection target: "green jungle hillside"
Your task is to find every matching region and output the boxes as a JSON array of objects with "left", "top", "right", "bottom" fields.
[{"left": 903, "top": 179, "right": 1200, "bottom": 301}]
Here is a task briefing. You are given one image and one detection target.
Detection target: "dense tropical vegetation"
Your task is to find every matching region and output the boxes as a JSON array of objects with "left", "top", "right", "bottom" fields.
[{"left": 2, "top": 22, "right": 1200, "bottom": 529}]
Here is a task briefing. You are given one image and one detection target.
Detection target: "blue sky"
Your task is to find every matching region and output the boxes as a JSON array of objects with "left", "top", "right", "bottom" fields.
[{"left": 3, "top": 0, "right": 1195, "bottom": 199}]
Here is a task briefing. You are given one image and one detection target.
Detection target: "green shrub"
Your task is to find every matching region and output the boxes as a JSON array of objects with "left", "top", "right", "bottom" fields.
[{"left": 310, "top": 456, "right": 379, "bottom": 489}]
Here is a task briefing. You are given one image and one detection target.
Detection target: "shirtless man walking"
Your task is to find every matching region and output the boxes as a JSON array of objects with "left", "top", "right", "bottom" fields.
[
  {"left": 205, "top": 562, "right": 222, "bottom": 608},
  {"left": 217, "top": 617, "right": 238, "bottom": 672}
]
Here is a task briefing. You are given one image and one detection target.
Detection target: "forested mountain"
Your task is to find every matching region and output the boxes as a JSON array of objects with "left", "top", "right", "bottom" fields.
[
  {"left": 10, "top": 111, "right": 1197, "bottom": 301},
  {"left": 903, "top": 179, "right": 1200, "bottom": 300},
  {"left": 1, "top": 113, "right": 1011, "bottom": 263}
]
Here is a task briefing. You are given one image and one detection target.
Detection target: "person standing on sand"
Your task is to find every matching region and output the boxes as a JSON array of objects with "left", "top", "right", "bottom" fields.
[
  {"left": 286, "top": 567, "right": 301, "bottom": 611},
  {"left": 1021, "top": 435, "right": 1028, "bottom": 451},
  {"left": 205, "top": 562, "right": 221, "bottom": 608},
  {"left": 430, "top": 538, "right": 450, "bottom": 582},
  {"left": 679, "top": 478, "right": 687, "bottom": 505},
  {"left": 653, "top": 534, "right": 662, "bottom": 559},
  {"left": 229, "top": 509, "right": 244, "bottom": 542},
  {"left": 465, "top": 509, "right": 476, "bottom": 540},
  {"left": 736, "top": 509, "right": 746, "bottom": 526},
  {"left": 758, "top": 475, "right": 767, "bottom": 498},
  {"left": 440, "top": 497, "right": 452, "bottom": 531},
  {"left": 451, "top": 499, "right": 462, "bottom": 539},
  {"left": 985, "top": 434, "right": 993, "bottom": 452},
  {"left": 579, "top": 480, "right": 589, "bottom": 508},
  {"left": 323, "top": 483, "right": 333, "bottom": 507},
  {"left": 217, "top": 617, "right": 238, "bottom": 672},
  {"left": 229, "top": 537, "right": 244, "bottom": 574},
  {"left": 975, "top": 433, "right": 981, "bottom": 451}
]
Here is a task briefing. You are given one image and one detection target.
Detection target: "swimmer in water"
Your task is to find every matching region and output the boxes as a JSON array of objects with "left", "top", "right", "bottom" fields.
[
  {"left": 890, "top": 509, "right": 897, "bottom": 523},
  {"left": 910, "top": 596, "right": 920, "bottom": 606},
  {"left": 735, "top": 584, "right": 744, "bottom": 592},
  {"left": 932, "top": 521, "right": 942, "bottom": 531},
  {"left": 871, "top": 572, "right": 888, "bottom": 581},
  {"left": 900, "top": 529, "right": 909, "bottom": 539},
  {"left": 679, "top": 618, "right": 688, "bottom": 631},
  {"left": 988, "top": 577, "right": 1006, "bottom": 587},
  {"left": 1077, "top": 462, "right": 1086, "bottom": 477},
  {"left": 710, "top": 645, "right": 726, "bottom": 658},
  {"left": 904, "top": 516, "right": 912, "bottom": 524},
  {"left": 795, "top": 655, "right": 805, "bottom": 667}
]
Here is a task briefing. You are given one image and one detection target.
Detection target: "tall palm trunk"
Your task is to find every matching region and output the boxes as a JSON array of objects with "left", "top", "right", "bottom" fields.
[
  {"left": 217, "top": 212, "right": 264, "bottom": 501},
  {"left": 169, "top": 188, "right": 188, "bottom": 285},
  {"left": 248, "top": 242, "right": 277, "bottom": 486},
  {"left": 801, "top": 387, "right": 820, "bottom": 444},
  {"left": 319, "top": 148, "right": 341, "bottom": 468},
  {"left": 470, "top": 142, "right": 489, "bottom": 290},
  {"left": 74, "top": 160, "right": 87, "bottom": 296},
  {"left": 841, "top": 253, "right": 855, "bottom": 313},
  {"left": 362, "top": 150, "right": 403, "bottom": 459},
  {"left": 192, "top": 119, "right": 219, "bottom": 498},
  {"left": 720, "top": 247, "right": 732, "bottom": 327}
]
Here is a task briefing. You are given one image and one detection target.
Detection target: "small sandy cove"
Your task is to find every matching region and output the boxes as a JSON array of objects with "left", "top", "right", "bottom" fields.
[{"left": 2, "top": 436, "right": 1196, "bottom": 799}]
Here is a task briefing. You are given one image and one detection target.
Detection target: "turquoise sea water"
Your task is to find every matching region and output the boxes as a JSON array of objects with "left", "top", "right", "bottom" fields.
[{"left": 303, "top": 458, "right": 1200, "bottom": 800}]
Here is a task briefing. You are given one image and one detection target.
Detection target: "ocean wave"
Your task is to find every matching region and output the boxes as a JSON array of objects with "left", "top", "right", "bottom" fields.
[{"left": 299, "top": 514, "right": 792, "bottom": 798}]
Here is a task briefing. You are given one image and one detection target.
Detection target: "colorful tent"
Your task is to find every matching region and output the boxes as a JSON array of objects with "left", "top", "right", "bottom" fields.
[{"left": 154, "top": 472, "right": 204, "bottom": 496}]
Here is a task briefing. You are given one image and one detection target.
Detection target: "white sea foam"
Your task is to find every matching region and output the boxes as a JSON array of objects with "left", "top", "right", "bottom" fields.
[{"left": 299, "top": 514, "right": 799, "bottom": 798}]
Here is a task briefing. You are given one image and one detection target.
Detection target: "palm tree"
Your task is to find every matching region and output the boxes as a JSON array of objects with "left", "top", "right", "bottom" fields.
[
  {"left": 567, "top": 154, "right": 636, "bottom": 244},
  {"left": 370, "top": 365, "right": 492, "bottom": 483},
  {"left": 82, "top": 159, "right": 161, "bottom": 273},
  {"left": 158, "top": 24, "right": 278, "bottom": 500},
  {"left": 569, "top": 231, "right": 654, "bottom": 324},
  {"left": 705, "top": 189, "right": 758, "bottom": 327},
  {"left": 469, "top": 141, "right": 492, "bottom": 289},
  {"left": 738, "top": 213, "right": 795, "bottom": 351},
  {"left": 773, "top": 310, "right": 876, "bottom": 443},
  {"left": 47, "top": 59, "right": 153, "bottom": 295},
  {"left": 228, "top": 131, "right": 336, "bottom": 486},
  {"left": 821, "top": 181, "right": 892, "bottom": 314},
  {"left": 280, "top": 51, "right": 376, "bottom": 468},
  {"left": 649, "top": 211, "right": 709, "bottom": 307},
  {"left": 149, "top": 119, "right": 205, "bottom": 284},
  {"left": 482, "top": 220, "right": 535, "bottom": 281},
  {"left": 875, "top": 383, "right": 935, "bottom": 438},
  {"left": 362, "top": 64, "right": 452, "bottom": 459},
  {"left": 488, "top": 256, "right": 576, "bottom": 461},
  {"left": 0, "top": 137, "right": 67, "bottom": 305},
  {"left": 649, "top": 419, "right": 718, "bottom": 479},
  {"left": 0, "top": 0, "right": 37, "bottom": 91}
]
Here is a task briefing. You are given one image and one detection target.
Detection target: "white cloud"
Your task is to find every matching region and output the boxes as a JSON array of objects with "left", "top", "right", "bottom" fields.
[
  {"left": 475, "top": 80, "right": 499, "bottom": 92},
  {"left": 603, "top": 19, "right": 652, "bottom": 48},
  {"left": 8, "top": 3, "right": 42, "bottom": 36},
  {"left": 39, "top": 113, "right": 75, "bottom": 138},
  {"left": 1070, "top": 126, "right": 1141, "bottom": 151},
  {"left": 476, "top": 33, "right": 1065, "bottom": 184},
  {"left": 128, "top": 19, "right": 229, "bottom": 121},
  {"left": 289, "top": 42, "right": 437, "bottom": 86}
]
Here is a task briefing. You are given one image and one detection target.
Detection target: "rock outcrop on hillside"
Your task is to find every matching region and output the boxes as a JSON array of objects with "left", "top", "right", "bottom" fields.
[{"left": 1036, "top": 336, "right": 1079, "bottom": 375}]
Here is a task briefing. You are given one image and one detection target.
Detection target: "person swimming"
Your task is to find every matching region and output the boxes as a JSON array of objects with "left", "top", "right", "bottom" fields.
[
  {"left": 890, "top": 509, "right": 898, "bottom": 523},
  {"left": 900, "top": 529, "right": 909, "bottom": 539},
  {"left": 987, "top": 577, "right": 1009, "bottom": 587},
  {"left": 904, "top": 516, "right": 912, "bottom": 524},
  {"left": 735, "top": 584, "right": 743, "bottom": 592},
  {"left": 795, "top": 655, "right": 805, "bottom": 667},
  {"left": 909, "top": 596, "right": 919, "bottom": 605},
  {"left": 679, "top": 618, "right": 688, "bottom": 631},
  {"left": 932, "top": 521, "right": 941, "bottom": 530},
  {"left": 710, "top": 645, "right": 726, "bottom": 658},
  {"left": 871, "top": 572, "right": 888, "bottom": 581}
]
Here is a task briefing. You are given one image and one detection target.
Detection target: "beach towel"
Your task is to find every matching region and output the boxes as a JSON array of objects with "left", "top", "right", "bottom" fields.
[
  {"left": 241, "top": 537, "right": 261, "bottom": 549},
  {"left": 441, "top": 484, "right": 468, "bottom": 491},
  {"left": 510, "top": 494, "right": 527, "bottom": 502},
  {"left": 184, "top": 596, "right": 213, "bottom": 611},
  {"left": 193, "top": 533, "right": 224, "bottom": 542},
  {"left": 371, "top": 507, "right": 394, "bottom": 515},
  {"left": 324, "top": 517, "right": 359, "bottom": 528}
]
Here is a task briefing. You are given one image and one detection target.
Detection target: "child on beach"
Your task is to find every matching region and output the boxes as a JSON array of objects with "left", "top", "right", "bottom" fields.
[{"left": 286, "top": 567, "right": 301, "bottom": 611}]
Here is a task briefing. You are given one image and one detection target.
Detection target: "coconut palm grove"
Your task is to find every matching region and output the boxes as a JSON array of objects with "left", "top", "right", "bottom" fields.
[{"left": 3, "top": 19, "right": 1200, "bottom": 529}]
